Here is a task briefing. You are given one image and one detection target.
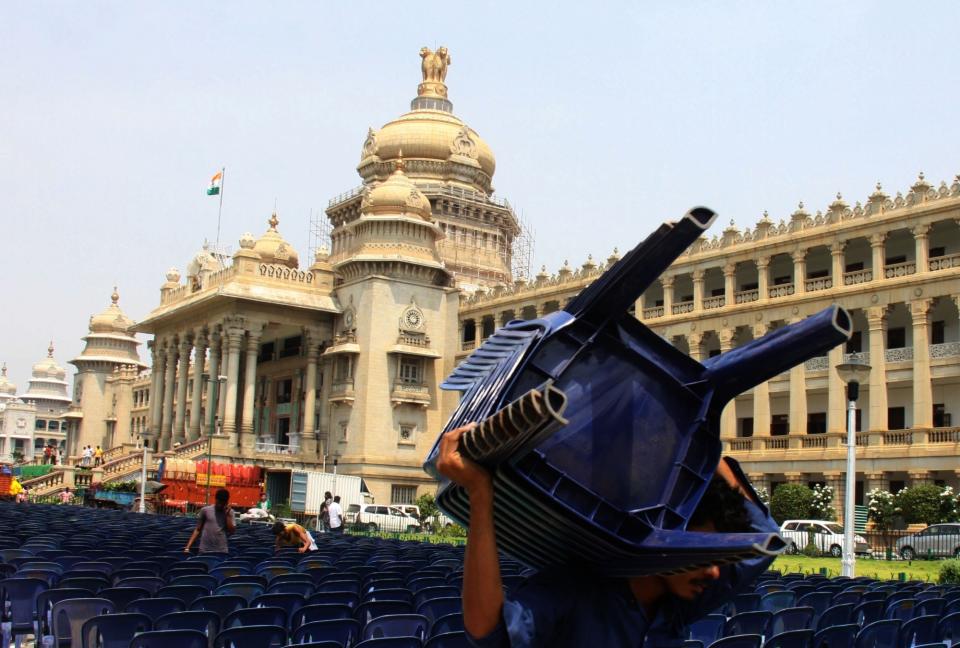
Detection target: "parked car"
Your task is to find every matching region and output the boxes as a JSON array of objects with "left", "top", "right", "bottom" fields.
[
  {"left": 353, "top": 504, "right": 422, "bottom": 533},
  {"left": 895, "top": 523, "right": 960, "bottom": 560},
  {"left": 780, "top": 519, "right": 869, "bottom": 557}
]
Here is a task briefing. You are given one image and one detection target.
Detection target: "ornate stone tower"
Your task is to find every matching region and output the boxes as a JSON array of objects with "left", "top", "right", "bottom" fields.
[
  {"left": 327, "top": 46, "right": 520, "bottom": 293},
  {"left": 69, "top": 288, "right": 146, "bottom": 454}
]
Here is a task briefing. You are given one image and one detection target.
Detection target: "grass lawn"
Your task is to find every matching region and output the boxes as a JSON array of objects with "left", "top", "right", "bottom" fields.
[{"left": 772, "top": 554, "right": 947, "bottom": 582}]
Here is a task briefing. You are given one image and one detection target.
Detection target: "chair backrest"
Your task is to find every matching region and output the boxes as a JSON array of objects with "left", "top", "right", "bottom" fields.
[
  {"left": 812, "top": 622, "right": 858, "bottom": 648},
  {"left": 126, "top": 597, "right": 187, "bottom": 621},
  {"left": 761, "top": 590, "right": 798, "bottom": 613},
  {"left": 797, "top": 591, "right": 833, "bottom": 619},
  {"left": 899, "top": 614, "right": 938, "bottom": 647},
  {"left": 213, "top": 582, "right": 265, "bottom": 603},
  {"left": 430, "top": 612, "right": 464, "bottom": 637},
  {"left": 223, "top": 606, "right": 287, "bottom": 629},
  {"left": 424, "top": 632, "right": 471, "bottom": 648},
  {"left": 294, "top": 603, "right": 355, "bottom": 627},
  {"left": 266, "top": 581, "right": 314, "bottom": 597},
  {"left": 725, "top": 610, "right": 772, "bottom": 636},
  {"left": 938, "top": 611, "right": 960, "bottom": 647},
  {"left": 158, "top": 585, "right": 211, "bottom": 606},
  {"left": 190, "top": 594, "right": 248, "bottom": 621},
  {"left": 308, "top": 590, "right": 360, "bottom": 608},
  {"left": 97, "top": 586, "right": 151, "bottom": 612},
  {"left": 170, "top": 574, "right": 220, "bottom": 591},
  {"left": 366, "top": 588, "right": 414, "bottom": 604},
  {"left": 362, "top": 613, "right": 430, "bottom": 641},
  {"left": 767, "top": 606, "right": 815, "bottom": 636},
  {"left": 914, "top": 597, "right": 945, "bottom": 617},
  {"left": 129, "top": 629, "right": 210, "bottom": 648},
  {"left": 830, "top": 591, "right": 861, "bottom": 607},
  {"left": 852, "top": 600, "right": 884, "bottom": 627},
  {"left": 686, "top": 613, "right": 725, "bottom": 644},
  {"left": 51, "top": 597, "right": 116, "bottom": 648},
  {"left": 292, "top": 618, "right": 362, "bottom": 645},
  {"left": 815, "top": 603, "right": 854, "bottom": 631},
  {"left": 854, "top": 619, "right": 901, "bottom": 648},
  {"left": 706, "top": 635, "right": 763, "bottom": 648},
  {"left": 35, "top": 588, "right": 95, "bottom": 635},
  {"left": 115, "top": 576, "right": 166, "bottom": 594},
  {"left": 762, "top": 629, "right": 814, "bottom": 648},
  {"left": 154, "top": 609, "right": 221, "bottom": 639},
  {"left": 353, "top": 637, "right": 424, "bottom": 648},
  {"left": 80, "top": 612, "right": 151, "bottom": 648},
  {"left": 356, "top": 599, "right": 415, "bottom": 624},
  {"left": 883, "top": 597, "right": 917, "bottom": 621},
  {"left": 416, "top": 597, "right": 462, "bottom": 624},
  {"left": 213, "top": 623, "right": 287, "bottom": 648}
]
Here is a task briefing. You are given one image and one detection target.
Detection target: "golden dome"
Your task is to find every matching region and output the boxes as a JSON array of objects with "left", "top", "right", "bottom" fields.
[
  {"left": 32, "top": 342, "right": 67, "bottom": 382},
  {"left": 0, "top": 363, "right": 15, "bottom": 396},
  {"left": 361, "top": 157, "right": 432, "bottom": 220},
  {"left": 358, "top": 46, "right": 495, "bottom": 187},
  {"left": 253, "top": 212, "right": 299, "bottom": 269},
  {"left": 89, "top": 287, "right": 135, "bottom": 334}
]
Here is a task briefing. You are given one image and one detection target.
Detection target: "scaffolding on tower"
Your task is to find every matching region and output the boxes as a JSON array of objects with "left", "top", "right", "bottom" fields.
[{"left": 308, "top": 207, "right": 332, "bottom": 261}]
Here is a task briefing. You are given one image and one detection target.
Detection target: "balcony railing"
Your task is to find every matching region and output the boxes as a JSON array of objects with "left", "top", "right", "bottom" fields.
[
  {"left": 801, "top": 435, "right": 828, "bottom": 449},
  {"left": 735, "top": 289, "right": 759, "bottom": 304},
  {"left": 804, "top": 356, "right": 829, "bottom": 371},
  {"left": 703, "top": 296, "right": 725, "bottom": 310},
  {"left": 730, "top": 438, "right": 753, "bottom": 452},
  {"left": 765, "top": 437, "right": 789, "bottom": 450},
  {"left": 929, "top": 427, "right": 960, "bottom": 443},
  {"left": 843, "top": 269, "right": 873, "bottom": 285},
  {"left": 804, "top": 277, "right": 833, "bottom": 292},
  {"left": 885, "top": 347, "right": 913, "bottom": 363},
  {"left": 642, "top": 306, "right": 664, "bottom": 319},
  {"left": 931, "top": 342, "right": 960, "bottom": 359},
  {"left": 883, "top": 429, "right": 913, "bottom": 445},
  {"left": 843, "top": 351, "right": 869, "bottom": 364},
  {"left": 727, "top": 427, "right": 960, "bottom": 454},
  {"left": 929, "top": 253, "right": 960, "bottom": 271},
  {"left": 255, "top": 441, "right": 297, "bottom": 454},
  {"left": 768, "top": 284, "right": 795, "bottom": 298},
  {"left": 330, "top": 381, "right": 355, "bottom": 399},
  {"left": 390, "top": 382, "right": 431, "bottom": 406},
  {"left": 671, "top": 300, "right": 694, "bottom": 315},
  {"left": 884, "top": 261, "right": 916, "bottom": 278},
  {"left": 461, "top": 340, "right": 477, "bottom": 351}
]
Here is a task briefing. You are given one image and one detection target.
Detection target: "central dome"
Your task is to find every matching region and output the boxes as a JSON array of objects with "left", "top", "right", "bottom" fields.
[{"left": 358, "top": 47, "right": 496, "bottom": 191}]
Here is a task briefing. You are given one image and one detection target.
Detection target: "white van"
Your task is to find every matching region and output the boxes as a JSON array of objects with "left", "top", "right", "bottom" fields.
[{"left": 354, "top": 504, "right": 422, "bottom": 533}]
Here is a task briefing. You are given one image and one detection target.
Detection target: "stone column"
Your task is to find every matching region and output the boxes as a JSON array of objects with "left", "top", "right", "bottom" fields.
[
  {"left": 205, "top": 331, "right": 221, "bottom": 434},
  {"left": 222, "top": 325, "right": 244, "bottom": 445},
  {"left": 747, "top": 473, "right": 770, "bottom": 498},
  {"left": 865, "top": 472, "right": 888, "bottom": 496},
  {"left": 827, "top": 344, "right": 846, "bottom": 438},
  {"left": 188, "top": 333, "right": 207, "bottom": 442},
  {"left": 911, "top": 299, "right": 933, "bottom": 428},
  {"left": 785, "top": 472, "right": 803, "bottom": 485},
  {"left": 687, "top": 331, "right": 704, "bottom": 362},
  {"left": 792, "top": 249, "right": 807, "bottom": 295},
  {"left": 661, "top": 275, "right": 674, "bottom": 316},
  {"left": 472, "top": 318, "right": 481, "bottom": 347},
  {"left": 173, "top": 336, "right": 191, "bottom": 446},
  {"left": 752, "top": 324, "right": 771, "bottom": 440},
  {"left": 788, "top": 319, "right": 808, "bottom": 438},
  {"left": 635, "top": 294, "right": 645, "bottom": 319},
  {"left": 913, "top": 224, "right": 930, "bottom": 273},
  {"left": 719, "top": 329, "right": 737, "bottom": 439},
  {"left": 240, "top": 323, "right": 264, "bottom": 451},
  {"left": 723, "top": 263, "right": 736, "bottom": 307},
  {"left": 831, "top": 241, "right": 846, "bottom": 288},
  {"left": 824, "top": 472, "right": 845, "bottom": 521},
  {"left": 218, "top": 334, "right": 229, "bottom": 425},
  {"left": 867, "top": 306, "right": 888, "bottom": 431},
  {"left": 301, "top": 329, "right": 322, "bottom": 454},
  {"left": 148, "top": 340, "right": 164, "bottom": 438},
  {"left": 909, "top": 470, "right": 933, "bottom": 487},
  {"left": 870, "top": 233, "right": 887, "bottom": 282},
  {"left": 692, "top": 269, "right": 705, "bottom": 312},
  {"left": 160, "top": 342, "right": 177, "bottom": 451},
  {"left": 757, "top": 256, "right": 770, "bottom": 300}
]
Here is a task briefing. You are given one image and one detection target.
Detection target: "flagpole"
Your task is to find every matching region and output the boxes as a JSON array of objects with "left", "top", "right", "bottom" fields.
[{"left": 215, "top": 166, "right": 226, "bottom": 266}]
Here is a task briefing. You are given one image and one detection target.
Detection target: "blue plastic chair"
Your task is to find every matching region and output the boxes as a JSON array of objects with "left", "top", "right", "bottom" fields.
[
  {"left": 706, "top": 635, "right": 762, "bottom": 648},
  {"left": 830, "top": 591, "right": 860, "bottom": 607},
  {"left": 814, "top": 603, "right": 854, "bottom": 631},
  {"left": 170, "top": 574, "right": 220, "bottom": 591},
  {"left": 761, "top": 629, "right": 813, "bottom": 648},
  {"left": 812, "top": 622, "right": 858, "bottom": 648},
  {"left": 190, "top": 595, "right": 248, "bottom": 621},
  {"left": 899, "top": 614, "right": 938, "bottom": 647},
  {"left": 762, "top": 591, "right": 798, "bottom": 613},
  {"left": 767, "top": 606, "right": 814, "bottom": 636},
  {"left": 797, "top": 592, "right": 832, "bottom": 621},
  {"left": 224, "top": 606, "right": 287, "bottom": 629},
  {"left": 35, "top": 588, "right": 96, "bottom": 638},
  {"left": 308, "top": 590, "right": 360, "bottom": 609},
  {"left": 158, "top": 585, "right": 211, "bottom": 607},
  {"left": 292, "top": 618, "right": 362, "bottom": 645},
  {"left": 915, "top": 597, "right": 945, "bottom": 617},
  {"left": 50, "top": 597, "right": 115, "bottom": 648},
  {"left": 126, "top": 597, "right": 187, "bottom": 621},
  {"left": 883, "top": 598, "right": 916, "bottom": 622},
  {"left": 115, "top": 576, "right": 165, "bottom": 594},
  {"left": 251, "top": 592, "right": 305, "bottom": 619},
  {"left": 412, "top": 586, "right": 459, "bottom": 609},
  {"left": 214, "top": 582, "right": 265, "bottom": 603},
  {"left": 213, "top": 623, "right": 287, "bottom": 648},
  {"left": 97, "top": 586, "right": 151, "bottom": 612},
  {"left": 267, "top": 581, "right": 314, "bottom": 597},
  {"left": 293, "top": 603, "right": 355, "bottom": 627},
  {"left": 416, "top": 597, "right": 462, "bottom": 624},
  {"left": 129, "top": 629, "right": 210, "bottom": 648},
  {"left": 424, "top": 631, "right": 470, "bottom": 648},
  {"left": 362, "top": 613, "right": 429, "bottom": 641},
  {"left": 430, "top": 613, "right": 464, "bottom": 637},
  {"left": 72, "top": 561, "right": 113, "bottom": 576},
  {"left": 854, "top": 619, "right": 901, "bottom": 648},
  {"left": 353, "top": 638, "right": 424, "bottom": 648},
  {"left": 937, "top": 611, "right": 960, "bottom": 647},
  {"left": 355, "top": 600, "right": 413, "bottom": 624},
  {"left": 0, "top": 577, "right": 49, "bottom": 648},
  {"left": 80, "top": 612, "right": 151, "bottom": 648},
  {"left": 725, "top": 611, "right": 772, "bottom": 637},
  {"left": 852, "top": 600, "right": 884, "bottom": 627},
  {"left": 686, "top": 613, "right": 725, "bottom": 645},
  {"left": 154, "top": 610, "right": 221, "bottom": 646}
]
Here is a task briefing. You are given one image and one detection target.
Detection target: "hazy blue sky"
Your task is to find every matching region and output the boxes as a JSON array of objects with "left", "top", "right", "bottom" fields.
[{"left": 2, "top": 1, "right": 959, "bottom": 389}]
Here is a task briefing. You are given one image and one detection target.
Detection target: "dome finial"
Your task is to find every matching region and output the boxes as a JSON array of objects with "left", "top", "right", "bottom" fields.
[
  {"left": 48, "top": 341, "right": 54, "bottom": 358},
  {"left": 111, "top": 286, "right": 119, "bottom": 305},
  {"left": 268, "top": 211, "right": 279, "bottom": 231},
  {"left": 1, "top": 362, "right": 6, "bottom": 378},
  {"left": 395, "top": 149, "right": 406, "bottom": 173}
]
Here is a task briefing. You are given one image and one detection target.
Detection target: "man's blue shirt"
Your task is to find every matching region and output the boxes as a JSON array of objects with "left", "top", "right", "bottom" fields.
[{"left": 468, "top": 499, "right": 780, "bottom": 648}]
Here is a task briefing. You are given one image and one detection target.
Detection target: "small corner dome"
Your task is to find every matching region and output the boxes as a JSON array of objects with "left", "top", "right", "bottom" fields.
[
  {"left": 361, "top": 159, "right": 432, "bottom": 220},
  {"left": 32, "top": 342, "right": 67, "bottom": 381},
  {"left": 0, "top": 364, "right": 16, "bottom": 396},
  {"left": 89, "top": 287, "right": 135, "bottom": 334},
  {"left": 253, "top": 213, "right": 299, "bottom": 269}
]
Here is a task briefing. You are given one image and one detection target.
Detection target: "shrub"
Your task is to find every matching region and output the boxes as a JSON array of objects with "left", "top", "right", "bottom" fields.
[
  {"left": 939, "top": 486, "right": 959, "bottom": 523},
  {"left": 415, "top": 492, "right": 439, "bottom": 523},
  {"left": 802, "top": 529, "right": 821, "bottom": 557},
  {"left": 770, "top": 484, "right": 814, "bottom": 524},
  {"left": 867, "top": 488, "right": 899, "bottom": 531},
  {"left": 939, "top": 559, "right": 960, "bottom": 585},
  {"left": 899, "top": 484, "right": 943, "bottom": 525},
  {"left": 436, "top": 523, "right": 467, "bottom": 538},
  {"left": 810, "top": 483, "right": 836, "bottom": 521},
  {"left": 754, "top": 486, "right": 770, "bottom": 507}
]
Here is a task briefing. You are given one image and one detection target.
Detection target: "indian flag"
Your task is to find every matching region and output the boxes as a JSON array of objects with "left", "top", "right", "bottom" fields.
[{"left": 207, "top": 170, "right": 222, "bottom": 196}]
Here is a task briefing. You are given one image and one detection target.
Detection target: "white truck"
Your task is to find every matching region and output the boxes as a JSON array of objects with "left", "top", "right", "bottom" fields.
[{"left": 288, "top": 470, "right": 370, "bottom": 521}]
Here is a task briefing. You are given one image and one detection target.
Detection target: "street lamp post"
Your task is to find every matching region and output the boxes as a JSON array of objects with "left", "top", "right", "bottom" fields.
[
  {"left": 138, "top": 427, "right": 155, "bottom": 514},
  {"left": 203, "top": 373, "right": 228, "bottom": 506},
  {"left": 835, "top": 360, "right": 872, "bottom": 578}
]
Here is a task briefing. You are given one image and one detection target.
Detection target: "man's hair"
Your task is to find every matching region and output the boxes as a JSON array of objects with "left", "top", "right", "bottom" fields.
[
  {"left": 271, "top": 521, "right": 286, "bottom": 536},
  {"left": 324, "top": 491, "right": 332, "bottom": 499},
  {"left": 215, "top": 488, "right": 230, "bottom": 505},
  {"left": 334, "top": 495, "right": 341, "bottom": 503},
  {"left": 689, "top": 477, "right": 751, "bottom": 533}
]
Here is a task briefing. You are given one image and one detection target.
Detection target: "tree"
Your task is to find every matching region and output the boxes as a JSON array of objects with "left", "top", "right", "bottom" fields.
[
  {"left": 415, "top": 492, "right": 439, "bottom": 523},
  {"left": 770, "top": 483, "right": 814, "bottom": 524},
  {"left": 899, "top": 484, "right": 943, "bottom": 525},
  {"left": 810, "top": 483, "right": 836, "bottom": 521},
  {"left": 867, "top": 488, "right": 899, "bottom": 532}
]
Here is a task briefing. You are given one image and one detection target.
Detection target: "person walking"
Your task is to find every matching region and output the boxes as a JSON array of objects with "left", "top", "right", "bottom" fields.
[
  {"left": 184, "top": 488, "right": 235, "bottom": 554},
  {"left": 328, "top": 495, "right": 344, "bottom": 535},
  {"left": 81, "top": 445, "right": 93, "bottom": 468}
]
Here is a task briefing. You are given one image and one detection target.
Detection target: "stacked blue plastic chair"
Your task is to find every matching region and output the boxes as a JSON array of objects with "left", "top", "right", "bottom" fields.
[{"left": 425, "top": 208, "right": 852, "bottom": 576}]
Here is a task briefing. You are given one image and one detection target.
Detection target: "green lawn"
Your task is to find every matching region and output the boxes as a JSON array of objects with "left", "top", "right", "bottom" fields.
[{"left": 772, "top": 555, "right": 946, "bottom": 582}]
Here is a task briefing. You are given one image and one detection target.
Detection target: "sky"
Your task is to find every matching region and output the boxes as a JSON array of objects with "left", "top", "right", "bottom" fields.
[{"left": 2, "top": 1, "right": 959, "bottom": 391}]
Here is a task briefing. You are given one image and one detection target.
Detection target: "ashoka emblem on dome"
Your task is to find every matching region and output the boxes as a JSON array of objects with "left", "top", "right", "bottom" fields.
[
  {"left": 361, "top": 128, "right": 378, "bottom": 159},
  {"left": 450, "top": 127, "right": 478, "bottom": 159},
  {"left": 406, "top": 189, "right": 424, "bottom": 209}
]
